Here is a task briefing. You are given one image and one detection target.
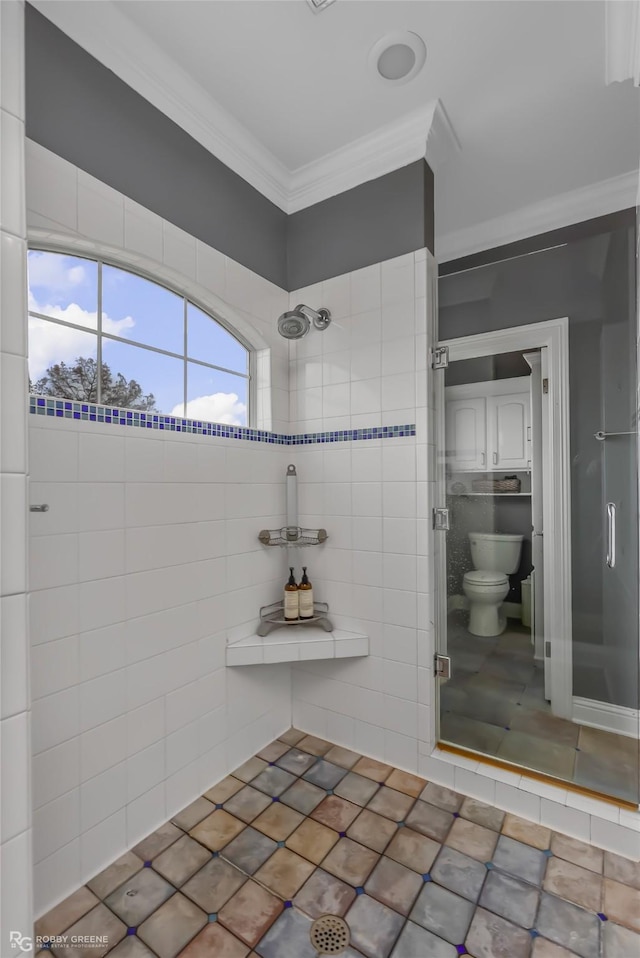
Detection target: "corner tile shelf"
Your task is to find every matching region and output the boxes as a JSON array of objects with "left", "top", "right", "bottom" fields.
[{"left": 226, "top": 626, "right": 369, "bottom": 666}]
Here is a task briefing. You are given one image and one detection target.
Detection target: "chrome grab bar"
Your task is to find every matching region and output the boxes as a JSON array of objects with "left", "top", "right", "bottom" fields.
[{"left": 606, "top": 502, "right": 616, "bottom": 569}]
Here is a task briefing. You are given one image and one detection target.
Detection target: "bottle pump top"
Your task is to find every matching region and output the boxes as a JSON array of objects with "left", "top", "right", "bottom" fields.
[
  {"left": 287, "top": 568, "right": 296, "bottom": 585},
  {"left": 301, "top": 567, "right": 309, "bottom": 585}
]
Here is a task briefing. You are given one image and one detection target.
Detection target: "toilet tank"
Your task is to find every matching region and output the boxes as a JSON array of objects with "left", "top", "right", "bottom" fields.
[{"left": 468, "top": 532, "right": 523, "bottom": 574}]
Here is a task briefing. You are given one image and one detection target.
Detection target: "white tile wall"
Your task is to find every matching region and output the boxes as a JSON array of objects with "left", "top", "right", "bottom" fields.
[
  {"left": 0, "top": 3, "right": 32, "bottom": 952},
  {"left": 25, "top": 144, "right": 294, "bottom": 917}
]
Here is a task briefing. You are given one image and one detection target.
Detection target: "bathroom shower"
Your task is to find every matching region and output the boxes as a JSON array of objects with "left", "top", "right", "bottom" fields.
[{"left": 277, "top": 304, "right": 331, "bottom": 339}]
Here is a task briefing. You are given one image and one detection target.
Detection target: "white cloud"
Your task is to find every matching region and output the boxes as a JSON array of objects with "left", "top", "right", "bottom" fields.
[
  {"left": 175, "top": 392, "right": 247, "bottom": 426},
  {"left": 28, "top": 251, "right": 88, "bottom": 295},
  {"left": 28, "top": 305, "right": 135, "bottom": 382}
]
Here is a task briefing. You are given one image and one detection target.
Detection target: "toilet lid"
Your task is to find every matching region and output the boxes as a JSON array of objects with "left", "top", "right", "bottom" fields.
[{"left": 464, "top": 570, "right": 508, "bottom": 586}]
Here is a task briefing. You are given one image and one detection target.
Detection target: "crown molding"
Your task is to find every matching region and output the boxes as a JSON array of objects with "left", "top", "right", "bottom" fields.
[
  {"left": 287, "top": 102, "right": 439, "bottom": 214},
  {"left": 606, "top": 0, "right": 640, "bottom": 85},
  {"left": 30, "top": 0, "right": 292, "bottom": 210},
  {"left": 437, "top": 169, "right": 639, "bottom": 263},
  {"left": 32, "top": 1, "right": 461, "bottom": 216}
]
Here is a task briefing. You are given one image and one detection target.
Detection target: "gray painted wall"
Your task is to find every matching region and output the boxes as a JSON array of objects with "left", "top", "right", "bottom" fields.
[
  {"left": 439, "top": 221, "right": 638, "bottom": 709},
  {"left": 25, "top": 5, "right": 434, "bottom": 291}
]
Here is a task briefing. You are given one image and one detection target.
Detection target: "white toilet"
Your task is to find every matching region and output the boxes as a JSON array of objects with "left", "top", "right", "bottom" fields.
[{"left": 463, "top": 533, "right": 523, "bottom": 637}]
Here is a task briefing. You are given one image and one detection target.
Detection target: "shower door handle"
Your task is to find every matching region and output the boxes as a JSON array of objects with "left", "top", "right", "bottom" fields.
[{"left": 606, "top": 502, "right": 616, "bottom": 569}]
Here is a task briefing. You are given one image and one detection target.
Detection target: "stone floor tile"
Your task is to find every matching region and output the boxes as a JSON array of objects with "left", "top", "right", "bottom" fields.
[
  {"left": 277, "top": 727, "right": 306, "bottom": 746},
  {"left": 543, "top": 857, "right": 602, "bottom": 912},
  {"left": 137, "top": 893, "right": 207, "bottom": 958},
  {"left": 220, "top": 826, "right": 277, "bottom": 875},
  {"left": 279, "top": 779, "right": 326, "bottom": 815},
  {"left": 293, "top": 867, "right": 356, "bottom": 918},
  {"left": 255, "top": 907, "right": 318, "bottom": 958},
  {"left": 103, "top": 937, "right": 155, "bottom": 958},
  {"left": 503, "top": 813, "right": 551, "bottom": 850},
  {"left": 253, "top": 847, "right": 316, "bottom": 899},
  {"left": 410, "top": 881, "right": 475, "bottom": 945},
  {"left": 492, "top": 835, "right": 547, "bottom": 884},
  {"left": 385, "top": 769, "right": 426, "bottom": 798},
  {"left": 132, "top": 822, "right": 182, "bottom": 862},
  {"left": 446, "top": 817, "right": 498, "bottom": 862},
  {"left": 324, "top": 744, "right": 362, "bottom": 769},
  {"left": 311, "top": 795, "right": 361, "bottom": 831},
  {"left": 603, "top": 877, "right": 640, "bottom": 932},
  {"left": 604, "top": 850, "right": 640, "bottom": 890},
  {"left": 346, "top": 894, "right": 405, "bottom": 958},
  {"left": 573, "top": 750, "right": 637, "bottom": 804},
  {"left": 302, "top": 759, "right": 348, "bottom": 790},
  {"left": 297, "top": 734, "right": 333, "bottom": 756},
  {"left": 602, "top": 920, "right": 640, "bottom": 958},
  {"left": 390, "top": 920, "right": 457, "bottom": 958},
  {"left": 333, "top": 771, "right": 380, "bottom": 806},
  {"left": 550, "top": 833, "right": 603, "bottom": 873},
  {"left": 508, "top": 707, "right": 579, "bottom": 748},
  {"left": 460, "top": 796, "right": 505, "bottom": 832},
  {"left": 181, "top": 858, "right": 246, "bottom": 913},
  {"left": 176, "top": 922, "right": 250, "bottom": 958},
  {"left": 531, "top": 939, "right": 578, "bottom": 958},
  {"left": 578, "top": 725, "right": 639, "bottom": 764},
  {"left": 171, "top": 797, "right": 215, "bottom": 832},
  {"left": 256, "top": 740, "right": 291, "bottom": 763},
  {"left": 366, "top": 785, "right": 415, "bottom": 822},
  {"left": 419, "top": 782, "right": 463, "bottom": 813},
  {"left": 347, "top": 808, "right": 398, "bottom": 853},
  {"left": 274, "top": 747, "right": 317, "bottom": 776},
  {"left": 203, "top": 776, "right": 245, "bottom": 805},
  {"left": 189, "top": 809, "right": 246, "bottom": 851},
  {"left": 431, "top": 845, "right": 487, "bottom": 902},
  {"left": 479, "top": 868, "right": 539, "bottom": 927},
  {"left": 251, "top": 766, "right": 297, "bottom": 798},
  {"left": 536, "top": 892, "right": 601, "bottom": 958},
  {"left": 385, "top": 826, "right": 440, "bottom": 875},
  {"left": 465, "top": 906, "right": 531, "bottom": 958},
  {"left": 35, "top": 886, "right": 100, "bottom": 937},
  {"left": 365, "top": 855, "right": 423, "bottom": 915},
  {"left": 50, "top": 904, "right": 126, "bottom": 958},
  {"left": 285, "top": 817, "right": 339, "bottom": 864},
  {"left": 352, "top": 756, "right": 393, "bottom": 782},
  {"left": 322, "top": 837, "right": 381, "bottom": 886},
  {"left": 223, "top": 786, "right": 272, "bottom": 824},
  {"left": 232, "top": 757, "right": 269, "bottom": 783},
  {"left": 105, "top": 868, "right": 175, "bottom": 927},
  {"left": 251, "top": 802, "right": 304, "bottom": 842},
  {"left": 87, "top": 851, "right": 144, "bottom": 900},
  {"left": 218, "top": 881, "right": 283, "bottom": 947},
  {"left": 152, "top": 835, "right": 211, "bottom": 887},
  {"left": 405, "top": 800, "right": 454, "bottom": 842}
]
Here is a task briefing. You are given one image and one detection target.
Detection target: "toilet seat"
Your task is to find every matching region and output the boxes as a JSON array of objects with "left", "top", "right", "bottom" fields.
[{"left": 463, "top": 570, "right": 508, "bottom": 587}]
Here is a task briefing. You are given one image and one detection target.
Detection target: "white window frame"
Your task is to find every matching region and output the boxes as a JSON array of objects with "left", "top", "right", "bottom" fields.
[{"left": 27, "top": 240, "right": 262, "bottom": 427}]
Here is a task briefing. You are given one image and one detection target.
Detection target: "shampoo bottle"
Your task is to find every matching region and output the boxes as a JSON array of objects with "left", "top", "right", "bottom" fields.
[
  {"left": 284, "top": 567, "right": 299, "bottom": 620},
  {"left": 298, "top": 567, "right": 314, "bottom": 619}
]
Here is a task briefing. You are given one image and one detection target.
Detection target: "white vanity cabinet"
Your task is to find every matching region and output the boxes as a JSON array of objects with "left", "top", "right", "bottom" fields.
[{"left": 446, "top": 378, "right": 531, "bottom": 472}]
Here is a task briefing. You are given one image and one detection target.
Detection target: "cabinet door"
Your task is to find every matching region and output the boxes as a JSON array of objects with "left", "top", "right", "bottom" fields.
[
  {"left": 487, "top": 393, "right": 530, "bottom": 470},
  {"left": 446, "top": 398, "right": 486, "bottom": 471}
]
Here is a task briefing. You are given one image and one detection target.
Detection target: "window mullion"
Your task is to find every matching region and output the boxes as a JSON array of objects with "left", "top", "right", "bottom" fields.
[{"left": 97, "top": 260, "right": 103, "bottom": 404}]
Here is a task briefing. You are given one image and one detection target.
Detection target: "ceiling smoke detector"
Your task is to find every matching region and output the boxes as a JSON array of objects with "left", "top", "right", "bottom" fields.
[
  {"left": 307, "top": 0, "right": 336, "bottom": 12},
  {"left": 369, "top": 31, "right": 427, "bottom": 85}
]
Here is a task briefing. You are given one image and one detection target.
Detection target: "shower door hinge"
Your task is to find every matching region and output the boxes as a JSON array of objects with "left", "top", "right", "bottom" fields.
[
  {"left": 433, "top": 507, "right": 450, "bottom": 531},
  {"left": 431, "top": 346, "right": 449, "bottom": 369},
  {"left": 545, "top": 641, "right": 551, "bottom": 658},
  {"left": 542, "top": 378, "right": 549, "bottom": 394},
  {"left": 435, "top": 653, "right": 452, "bottom": 679}
]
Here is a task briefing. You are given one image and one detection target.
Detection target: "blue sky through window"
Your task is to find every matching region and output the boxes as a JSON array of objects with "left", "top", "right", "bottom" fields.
[{"left": 28, "top": 250, "right": 249, "bottom": 425}]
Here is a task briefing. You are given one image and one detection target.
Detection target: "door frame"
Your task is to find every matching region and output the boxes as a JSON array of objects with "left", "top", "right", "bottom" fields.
[{"left": 434, "top": 317, "right": 573, "bottom": 721}]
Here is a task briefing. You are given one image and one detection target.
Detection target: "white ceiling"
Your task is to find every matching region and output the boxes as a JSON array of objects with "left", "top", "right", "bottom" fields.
[{"left": 34, "top": 0, "right": 639, "bottom": 254}]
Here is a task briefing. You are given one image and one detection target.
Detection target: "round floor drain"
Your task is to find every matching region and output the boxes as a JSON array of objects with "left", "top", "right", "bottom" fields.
[{"left": 310, "top": 914, "right": 350, "bottom": 955}]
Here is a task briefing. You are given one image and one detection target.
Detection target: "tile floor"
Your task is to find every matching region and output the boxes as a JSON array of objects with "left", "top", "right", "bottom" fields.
[
  {"left": 442, "top": 615, "right": 640, "bottom": 803},
  {"left": 35, "top": 730, "right": 640, "bottom": 958}
]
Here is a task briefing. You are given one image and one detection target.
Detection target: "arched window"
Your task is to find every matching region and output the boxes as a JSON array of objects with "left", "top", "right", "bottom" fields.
[{"left": 27, "top": 250, "right": 251, "bottom": 426}]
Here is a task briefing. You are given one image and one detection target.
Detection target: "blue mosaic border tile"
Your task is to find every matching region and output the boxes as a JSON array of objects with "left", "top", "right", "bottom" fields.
[{"left": 29, "top": 396, "right": 415, "bottom": 444}]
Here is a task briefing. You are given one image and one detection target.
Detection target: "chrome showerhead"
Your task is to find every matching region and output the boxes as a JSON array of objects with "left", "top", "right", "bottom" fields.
[{"left": 277, "top": 304, "right": 332, "bottom": 339}]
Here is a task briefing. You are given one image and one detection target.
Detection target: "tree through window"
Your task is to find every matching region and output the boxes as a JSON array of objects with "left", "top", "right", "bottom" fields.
[{"left": 28, "top": 250, "right": 250, "bottom": 424}]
